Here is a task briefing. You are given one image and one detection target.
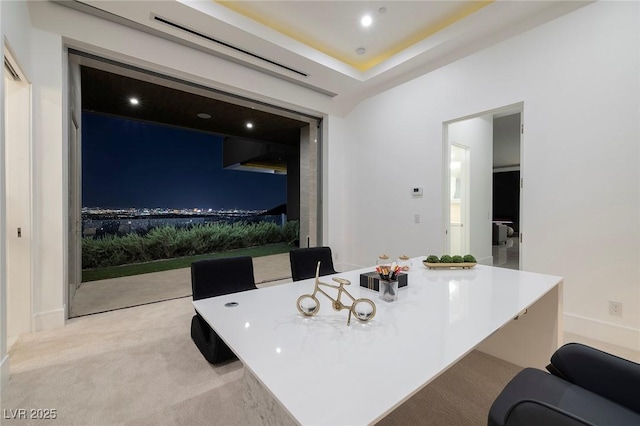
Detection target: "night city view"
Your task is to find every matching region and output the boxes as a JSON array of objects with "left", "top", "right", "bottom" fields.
[{"left": 82, "top": 112, "right": 288, "bottom": 238}]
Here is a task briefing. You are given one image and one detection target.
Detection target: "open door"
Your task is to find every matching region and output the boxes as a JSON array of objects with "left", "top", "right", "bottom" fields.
[
  {"left": 67, "top": 60, "right": 82, "bottom": 314},
  {"left": 68, "top": 116, "right": 81, "bottom": 306}
]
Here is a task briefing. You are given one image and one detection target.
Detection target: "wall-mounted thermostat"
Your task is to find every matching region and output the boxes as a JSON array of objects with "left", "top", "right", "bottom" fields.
[{"left": 412, "top": 187, "right": 423, "bottom": 197}]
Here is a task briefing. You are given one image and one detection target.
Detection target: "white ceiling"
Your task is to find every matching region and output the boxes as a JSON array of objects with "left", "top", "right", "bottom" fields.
[
  {"left": 69, "top": 0, "right": 590, "bottom": 108},
  {"left": 216, "top": 1, "right": 493, "bottom": 72}
]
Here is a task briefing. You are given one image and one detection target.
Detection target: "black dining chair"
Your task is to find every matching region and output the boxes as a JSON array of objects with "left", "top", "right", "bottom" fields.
[
  {"left": 190, "top": 256, "right": 257, "bottom": 364},
  {"left": 289, "top": 246, "right": 337, "bottom": 282}
]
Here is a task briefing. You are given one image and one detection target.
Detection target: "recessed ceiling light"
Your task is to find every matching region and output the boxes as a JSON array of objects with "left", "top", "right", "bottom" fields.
[
  {"left": 361, "top": 15, "right": 372, "bottom": 27},
  {"left": 197, "top": 112, "right": 211, "bottom": 119},
  {"left": 246, "top": 122, "right": 253, "bottom": 129},
  {"left": 356, "top": 47, "right": 366, "bottom": 55},
  {"left": 129, "top": 97, "right": 139, "bottom": 105}
]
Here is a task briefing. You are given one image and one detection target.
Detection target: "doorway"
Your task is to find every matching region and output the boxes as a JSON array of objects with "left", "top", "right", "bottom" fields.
[
  {"left": 444, "top": 103, "right": 523, "bottom": 268},
  {"left": 66, "top": 51, "right": 323, "bottom": 317},
  {"left": 4, "top": 47, "right": 32, "bottom": 344}
]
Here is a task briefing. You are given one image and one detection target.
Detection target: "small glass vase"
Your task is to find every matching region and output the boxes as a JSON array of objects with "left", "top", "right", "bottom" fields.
[
  {"left": 397, "top": 255, "right": 412, "bottom": 271},
  {"left": 379, "top": 280, "right": 398, "bottom": 302},
  {"left": 376, "top": 254, "right": 391, "bottom": 270}
]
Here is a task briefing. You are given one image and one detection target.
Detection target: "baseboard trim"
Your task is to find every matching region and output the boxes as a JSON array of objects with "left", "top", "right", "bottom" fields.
[
  {"left": 0, "top": 354, "right": 9, "bottom": 394},
  {"left": 564, "top": 313, "right": 639, "bottom": 351},
  {"left": 33, "top": 307, "right": 66, "bottom": 331}
]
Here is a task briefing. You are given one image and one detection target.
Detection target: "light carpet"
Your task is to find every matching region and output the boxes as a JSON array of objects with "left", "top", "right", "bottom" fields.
[{"left": 1, "top": 294, "right": 522, "bottom": 425}]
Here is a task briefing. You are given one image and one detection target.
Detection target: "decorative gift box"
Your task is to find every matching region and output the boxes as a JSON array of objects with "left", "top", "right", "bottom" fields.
[{"left": 359, "top": 272, "right": 408, "bottom": 292}]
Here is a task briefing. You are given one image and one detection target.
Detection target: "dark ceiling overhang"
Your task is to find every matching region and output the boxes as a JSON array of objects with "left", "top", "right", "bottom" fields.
[
  {"left": 78, "top": 54, "right": 316, "bottom": 175},
  {"left": 80, "top": 65, "right": 309, "bottom": 146},
  {"left": 223, "top": 137, "right": 296, "bottom": 175}
]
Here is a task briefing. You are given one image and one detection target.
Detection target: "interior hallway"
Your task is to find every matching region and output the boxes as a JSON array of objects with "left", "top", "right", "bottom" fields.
[{"left": 492, "top": 236, "right": 519, "bottom": 270}]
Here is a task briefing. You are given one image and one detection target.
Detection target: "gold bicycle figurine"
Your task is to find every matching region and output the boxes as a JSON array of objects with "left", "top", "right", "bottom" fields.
[{"left": 296, "top": 262, "right": 376, "bottom": 325}]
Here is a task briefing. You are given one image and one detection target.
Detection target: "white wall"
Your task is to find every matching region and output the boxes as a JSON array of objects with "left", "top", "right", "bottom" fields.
[
  {"left": 2, "top": 2, "right": 66, "bottom": 337},
  {"left": 448, "top": 115, "right": 493, "bottom": 263},
  {"left": 0, "top": 0, "right": 36, "bottom": 393},
  {"left": 339, "top": 1, "right": 640, "bottom": 350}
]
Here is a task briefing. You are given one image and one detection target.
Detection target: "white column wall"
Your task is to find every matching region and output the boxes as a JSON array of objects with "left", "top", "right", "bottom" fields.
[
  {"left": 324, "top": 115, "right": 354, "bottom": 271},
  {"left": 341, "top": 1, "right": 640, "bottom": 350},
  {"left": 30, "top": 28, "right": 65, "bottom": 330}
]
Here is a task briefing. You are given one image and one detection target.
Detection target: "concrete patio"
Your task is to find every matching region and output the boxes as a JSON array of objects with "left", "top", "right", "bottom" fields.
[{"left": 70, "top": 253, "right": 293, "bottom": 317}]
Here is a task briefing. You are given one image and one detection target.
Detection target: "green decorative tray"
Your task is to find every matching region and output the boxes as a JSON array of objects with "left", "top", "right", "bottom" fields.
[{"left": 422, "top": 261, "right": 477, "bottom": 270}]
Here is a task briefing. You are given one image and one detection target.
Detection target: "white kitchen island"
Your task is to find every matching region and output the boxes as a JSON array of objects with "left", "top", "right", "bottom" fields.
[{"left": 193, "top": 260, "right": 563, "bottom": 426}]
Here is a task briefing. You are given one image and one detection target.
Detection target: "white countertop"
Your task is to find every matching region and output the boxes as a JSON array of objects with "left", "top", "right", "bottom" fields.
[{"left": 193, "top": 260, "right": 562, "bottom": 426}]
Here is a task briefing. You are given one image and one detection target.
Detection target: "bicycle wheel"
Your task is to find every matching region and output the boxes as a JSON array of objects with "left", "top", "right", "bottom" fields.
[
  {"left": 296, "top": 294, "right": 320, "bottom": 316},
  {"left": 352, "top": 298, "right": 376, "bottom": 321}
]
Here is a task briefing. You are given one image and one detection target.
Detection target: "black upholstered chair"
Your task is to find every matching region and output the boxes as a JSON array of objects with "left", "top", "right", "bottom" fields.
[
  {"left": 488, "top": 343, "right": 640, "bottom": 426},
  {"left": 190, "top": 256, "right": 257, "bottom": 364},
  {"left": 289, "top": 246, "right": 337, "bottom": 282}
]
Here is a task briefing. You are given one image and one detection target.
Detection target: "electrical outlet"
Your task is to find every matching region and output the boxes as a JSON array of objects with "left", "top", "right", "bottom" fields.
[
  {"left": 414, "top": 214, "right": 421, "bottom": 224},
  {"left": 609, "top": 301, "right": 622, "bottom": 317}
]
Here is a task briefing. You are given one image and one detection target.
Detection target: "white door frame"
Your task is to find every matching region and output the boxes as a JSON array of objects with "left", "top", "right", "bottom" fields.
[
  {"left": 4, "top": 45, "right": 33, "bottom": 341},
  {"left": 517, "top": 109, "right": 524, "bottom": 269},
  {"left": 442, "top": 102, "right": 524, "bottom": 266},
  {"left": 442, "top": 124, "right": 452, "bottom": 253}
]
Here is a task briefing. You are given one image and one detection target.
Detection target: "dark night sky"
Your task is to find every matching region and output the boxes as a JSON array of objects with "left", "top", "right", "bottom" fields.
[{"left": 82, "top": 112, "right": 287, "bottom": 210}]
